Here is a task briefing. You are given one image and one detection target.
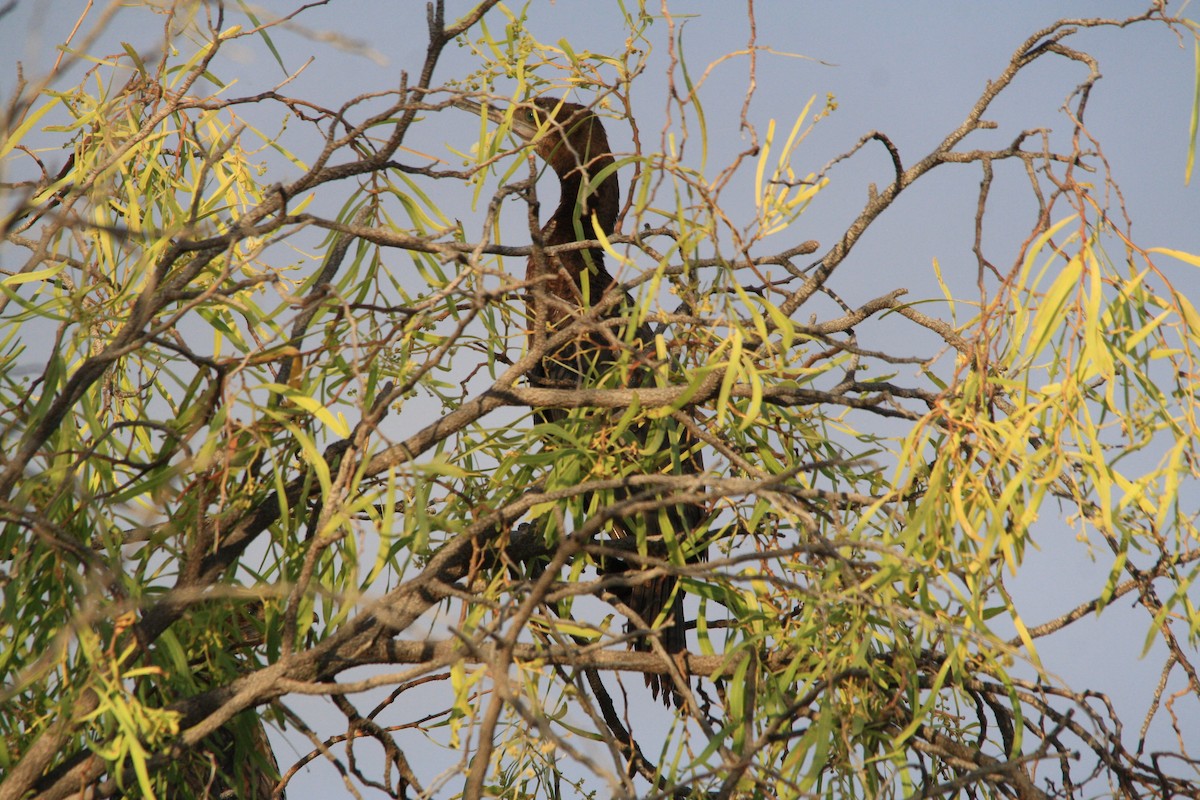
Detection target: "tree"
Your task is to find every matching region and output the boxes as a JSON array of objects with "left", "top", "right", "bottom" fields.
[{"left": 2, "top": 1, "right": 1199, "bottom": 797}]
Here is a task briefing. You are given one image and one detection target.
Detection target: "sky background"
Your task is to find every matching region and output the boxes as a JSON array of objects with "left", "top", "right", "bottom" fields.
[{"left": 3, "top": 1, "right": 1198, "bottom": 796}]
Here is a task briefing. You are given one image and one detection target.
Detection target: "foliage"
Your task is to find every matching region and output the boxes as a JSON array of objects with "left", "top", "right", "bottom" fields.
[{"left": 1, "top": 1, "right": 1199, "bottom": 798}]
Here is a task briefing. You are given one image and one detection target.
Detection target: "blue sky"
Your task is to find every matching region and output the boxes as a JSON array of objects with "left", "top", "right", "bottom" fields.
[{"left": 3, "top": 1, "right": 1197, "bottom": 795}]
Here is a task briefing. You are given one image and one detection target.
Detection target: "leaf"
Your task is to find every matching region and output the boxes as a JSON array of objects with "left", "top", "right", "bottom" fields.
[
  {"left": 1026, "top": 253, "right": 1081, "bottom": 359},
  {"left": 755, "top": 118, "right": 775, "bottom": 208},
  {"left": 1188, "top": 38, "right": 1200, "bottom": 184},
  {"left": 413, "top": 457, "right": 470, "bottom": 479},
  {"left": 738, "top": 360, "right": 763, "bottom": 431},
  {"left": 540, "top": 618, "right": 600, "bottom": 640},
  {"left": 0, "top": 95, "right": 61, "bottom": 160},
  {"left": 260, "top": 382, "right": 351, "bottom": 437},
  {"left": 1147, "top": 246, "right": 1200, "bottom": 268},
  {"left": 235, "top": 0, "right": 287, "bottom": 73},
  {"left": 715, "top": 329, "right": 743, "bottom": 426},
  {"left": 1009, "top": 610, "right": 1042, "bottom": 670},
  {"left": 1176, "top": 292, "right": 1200, "bottom": 344},
  {"left": 120, "top": 43, "right": 148, "bottom": 77},
  {"left": 592, "top": 212, "right": 634, "bottom": 269},
  {"left": 1, "top": 262, "right": 69, "bottom": 287},
  {"left": 288, "top": 423, "right": 331, "bottom": 497},
  {"left": 558, "top": 38, "right": 577, "bottom": 64},
  {"left": 756, "top": 293, "right": 795, "bottom": 354}
]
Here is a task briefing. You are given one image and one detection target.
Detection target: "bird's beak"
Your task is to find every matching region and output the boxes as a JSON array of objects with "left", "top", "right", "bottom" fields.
[{"left": 452, "top": 97, "right": 540, "bottom": 142}]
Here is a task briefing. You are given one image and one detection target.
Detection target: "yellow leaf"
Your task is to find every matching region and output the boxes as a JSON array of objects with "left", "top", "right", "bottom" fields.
[
  {"left": 755, "top": 118, "right": 776, "bottom": 208},
  {"left": 592, "top": 211, "right": 634, "bottom": 268},
  {"left": 1147, "top": 246, "right": 1200, "bottom": 268},
  {"left": 1026, "top": 254, "right": 1082, "bottom": 359},
  {"left": 716, "top": 330, "right": 743, "bottom": 426},
  {"left": 261, "top": 382, "right": 351, "bottom": 437},
  {"left": 0, "top": 95, "right": 61, "bottom": 159},
  {"left": 2, "top": 261, "right": 68, "bottom": 287}
]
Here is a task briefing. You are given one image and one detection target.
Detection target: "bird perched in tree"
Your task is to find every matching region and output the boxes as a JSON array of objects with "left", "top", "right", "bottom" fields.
[{"left": 455, "top": 95, "right": 707, "bottom": 702}]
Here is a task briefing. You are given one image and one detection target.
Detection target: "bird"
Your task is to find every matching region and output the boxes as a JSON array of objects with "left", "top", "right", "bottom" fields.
[
  {"left": 180, "top": 603, "right": 284, "bottom": 798},
  {"left": 455, "top": 95, "right": 707, "bottom": 702}
]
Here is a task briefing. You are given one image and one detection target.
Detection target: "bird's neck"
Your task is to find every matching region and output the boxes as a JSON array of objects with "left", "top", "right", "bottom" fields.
[{"left": 547, "top": 158, "right": 619, "bottom": 246}]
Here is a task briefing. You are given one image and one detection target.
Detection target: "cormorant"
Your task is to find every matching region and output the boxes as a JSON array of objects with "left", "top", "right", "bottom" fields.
[{"left": 456, "top": 96, "right": 707, "bottom": 703}]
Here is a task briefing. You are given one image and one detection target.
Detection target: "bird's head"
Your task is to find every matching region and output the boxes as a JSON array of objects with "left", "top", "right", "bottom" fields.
[{"left": 455, "top": 95, "right": 615, "bottom": 179}]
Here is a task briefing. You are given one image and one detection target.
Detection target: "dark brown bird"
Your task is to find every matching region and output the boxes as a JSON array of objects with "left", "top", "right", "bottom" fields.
[{"left": 456, "top": 96, "right": 707, "bottom": 702}]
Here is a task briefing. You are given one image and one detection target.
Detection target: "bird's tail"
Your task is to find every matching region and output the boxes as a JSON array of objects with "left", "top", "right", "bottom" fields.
[{"left": 628, "top": 574, "right": 686, "bottom": 705}]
